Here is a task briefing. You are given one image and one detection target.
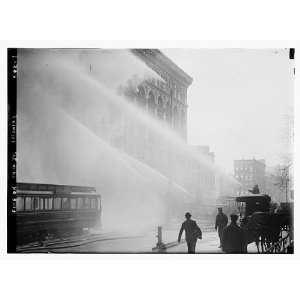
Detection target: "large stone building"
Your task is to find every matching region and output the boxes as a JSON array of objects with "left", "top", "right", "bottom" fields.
[
  {"left": 121, "top": 50, "right": 220, "bottom": 207},
  {"left": 86, "top": 49, "right": 217, "bottom": 209},
  {"left": 234, "top": 159, "right": 266, "bottom": 195},
  {"left": 130, "top": 49, "right": 193, "bottom": 140},
  {"left": 113, "top": 50, "right": 193, "bottom": 188}
]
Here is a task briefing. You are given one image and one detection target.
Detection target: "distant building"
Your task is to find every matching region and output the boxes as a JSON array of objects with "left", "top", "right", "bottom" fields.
[{"left": 234, "top": 159, "right": 266, "bottom": 195}]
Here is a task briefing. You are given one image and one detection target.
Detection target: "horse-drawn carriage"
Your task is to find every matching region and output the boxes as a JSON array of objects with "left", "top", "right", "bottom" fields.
[{"left": 236, "top": 194, "right": 293, "bottom": 253}]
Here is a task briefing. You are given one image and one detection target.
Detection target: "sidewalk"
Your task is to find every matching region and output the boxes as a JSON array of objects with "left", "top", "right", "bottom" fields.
[
  {"left": 164, "top": 230, "right": 223, "bottom": 253},
  {"left": 164, "top": 230, "right": 258, "bottom": 254}
]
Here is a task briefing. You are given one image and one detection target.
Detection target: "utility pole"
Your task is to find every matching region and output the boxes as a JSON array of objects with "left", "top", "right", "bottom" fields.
[
  {"left": 284, "top": 165, "right": 290, "bottom": 203},
  {"left": 273, "top": 163, "right": 292, "bottom": 203},
  {"left": 281, "top": 164, "right": 291, "bottom": 203}
]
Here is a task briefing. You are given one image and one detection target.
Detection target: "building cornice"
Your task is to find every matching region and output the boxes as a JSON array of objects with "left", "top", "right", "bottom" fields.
[{"left": 131, "top": 49, "right": 193, "bottom": 88}]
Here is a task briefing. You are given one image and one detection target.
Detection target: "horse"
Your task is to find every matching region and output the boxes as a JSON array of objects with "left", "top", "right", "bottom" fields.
[{"left": 241, "top": 212, "right": 289, "bottom": 253}]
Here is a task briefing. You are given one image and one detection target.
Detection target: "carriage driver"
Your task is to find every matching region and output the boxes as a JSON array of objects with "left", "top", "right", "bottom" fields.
[{"left": 215, "top": 207, "right": 228, "bottom": 248}]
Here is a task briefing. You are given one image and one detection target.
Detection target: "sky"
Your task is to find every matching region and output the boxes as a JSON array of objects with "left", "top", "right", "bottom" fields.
[{"left": 163, "top": 49, "right": 294, "bottom": 173}]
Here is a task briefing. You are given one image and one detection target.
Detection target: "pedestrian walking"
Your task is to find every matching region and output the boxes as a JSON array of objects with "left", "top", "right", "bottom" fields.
[
  {"left": 222, "top": 214, "right": 247, "bottom": 253},
  {"left": 178, "top": 212, "right": 202, "bottom": 253},
  {"left": 215, "top": 207, "right": 228, "bottom": 248}
]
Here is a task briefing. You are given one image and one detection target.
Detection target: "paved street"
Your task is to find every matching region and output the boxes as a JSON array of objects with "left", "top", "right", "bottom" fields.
[{"left": 30, "top": 228, "right": 257, "bottom": 254}]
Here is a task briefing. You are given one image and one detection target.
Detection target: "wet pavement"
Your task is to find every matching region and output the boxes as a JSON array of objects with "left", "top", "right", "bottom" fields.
[{"left": 20, "top": 228, "right": 258, "bottom": 253}]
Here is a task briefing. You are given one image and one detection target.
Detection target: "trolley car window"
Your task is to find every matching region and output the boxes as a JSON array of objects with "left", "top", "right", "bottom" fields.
[
  {"left": 44, "top": 198, "right": 53, "bottom": 210},
  {"left": 91, "top": 198, "right": 96, "bottom": 209},
  {"left": 25, "top": 197, "right": 33, "bottom": 210},
  {"left": 39, "top": 198, "right": 44, "bottom": 210},
  {"left": 84, "top": 197, "right": 91, "bottom": 209},
  {"left": 33, "top": 197, "right": 38, "bottom": 210},
  {"left": 62, "top": 197, "right": 70, "bottom": 210},
  {"left": 70, "top": 198, "right": 77, "bottom": 209},
  {"left": 16, "top": 196, "right": 25, "bottom": 211},
  {"left": 77, "top": 198, "right": 84, "bottom": 209},
  {"left": 54, "top": 197, "right": 62, "bottom": 210}
]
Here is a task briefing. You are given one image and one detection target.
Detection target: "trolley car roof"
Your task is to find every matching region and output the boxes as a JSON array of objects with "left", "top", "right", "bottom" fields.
[{"left": 17, "top": 182, "right": 97, "bottom": 193}]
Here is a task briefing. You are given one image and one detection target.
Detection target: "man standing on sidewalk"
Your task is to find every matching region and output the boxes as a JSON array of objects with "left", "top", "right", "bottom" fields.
[
  {"left": 215, "top": 207, "right": 228, "bottom": 248},
  {"left": 222, "top": 214, "right": 246, "bottom": 253},
  {"left": 178, "top": 212, "right": 202, "bottom": 254}
]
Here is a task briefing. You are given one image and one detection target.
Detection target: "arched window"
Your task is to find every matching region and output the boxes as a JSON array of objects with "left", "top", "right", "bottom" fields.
[
  {"left": 148, "top": 91, "right": 156, "bottom": 114},
  {"left": 137, "top": 85, "right": 146, "bottom": 108},
  {"left": 166, "top": 101, "right": 172, "bottom": 123}
]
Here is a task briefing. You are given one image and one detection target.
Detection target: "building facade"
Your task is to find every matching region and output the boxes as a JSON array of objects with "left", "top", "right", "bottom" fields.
[
  {"left": 84, "top": 49, "right": 217, "bottom": 210},
  {"left": 116, "top": 50, "right": 194, "bottom": 187},
  {"left": 234, "top": 159, "right": 266, "bottom": 195},
  {"left": 130, "top": 49, "right": 193, "bottom": 140},
  {"left": 117, "top": 50, "right": 220, "bottom": 208}
]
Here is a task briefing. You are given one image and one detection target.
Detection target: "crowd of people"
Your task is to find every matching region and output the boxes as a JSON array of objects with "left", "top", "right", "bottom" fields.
[{"left": 178, "top": 208, "right": 247, "bottom": 254}]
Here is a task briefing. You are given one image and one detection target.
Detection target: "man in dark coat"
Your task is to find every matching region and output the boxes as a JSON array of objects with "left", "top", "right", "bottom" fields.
[
  {"left": 222, "top": 214, "right": 246, "bottom": 253},
  {"left": 215, "top": 207, "right": 228, "bottom": 248},
  {"left": 178, "top": 212, "right": 202, "bottom": 253}
]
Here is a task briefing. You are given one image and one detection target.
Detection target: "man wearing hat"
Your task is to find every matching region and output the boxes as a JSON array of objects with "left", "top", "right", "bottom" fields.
[
  {"left": 178, "top": 212, "right": 202, "bottom": 253},
  {"left": 222, "top": 214, "right": 246, "bottom": 253},
  {"left": 215, "top": 207, "right": 228, "bottom": 248}
]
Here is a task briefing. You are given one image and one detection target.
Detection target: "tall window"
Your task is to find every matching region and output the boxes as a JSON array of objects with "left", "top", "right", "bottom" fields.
[
  {"left": 62, "top": 197, "right": 70, "bottom": 209},
  {"left": 39, "top": 198, "right": 44, "bottom": 210},
  {"left": 25, "top": 197, "right": 32, "bottom": 210},
  {"left": 54, "top": 197, "right": 62, "bottom": 210},
  {"left": 70, "top": 198, "right": 77, "bottom": 209},
  {"left": 77, "top": 198, "right": 84, "bottom": 209},
  {"left": 33, "top": 197, "right": 40, "bottom": 210},
  {"left": 166, "top": 101, "right": 172, "bottom": 123},
  {"left": 157, "top": 96, "right": 164, "bottom": 119},
  {"left": 45, "top": 198, "right": 53, "bottom": 210},
  {"left": 137, "top": 86, "right": 146, "bottom": 108},
  {"left": 83, "top": 197, "right": 91, "bottom": 209},
  {"left": 91, "top": 198, "right": 97, "bottom": 209},
  {"left": 148, "top": 91, "right": 156, "bottom": 115},
  {"left": 16, "top": 197, "right": 25, "bottom": 211}
]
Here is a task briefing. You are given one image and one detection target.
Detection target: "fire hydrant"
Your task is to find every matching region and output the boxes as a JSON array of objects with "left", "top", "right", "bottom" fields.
[{"left": 156, "top": 226, "right": 166, "bottom": 251}]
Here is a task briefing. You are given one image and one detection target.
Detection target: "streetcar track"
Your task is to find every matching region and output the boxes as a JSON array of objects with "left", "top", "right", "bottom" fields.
[{"left": 17, "top": 234, "right": 144, "bottom": 253}]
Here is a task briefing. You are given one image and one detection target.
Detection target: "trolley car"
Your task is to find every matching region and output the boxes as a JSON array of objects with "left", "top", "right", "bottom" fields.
[{"left": 16, "top": 182, "right": 102, "bottom": 245}]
